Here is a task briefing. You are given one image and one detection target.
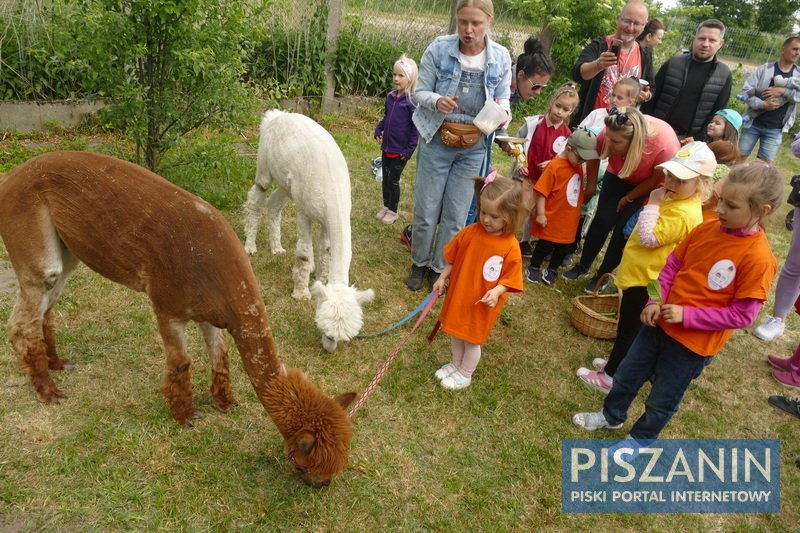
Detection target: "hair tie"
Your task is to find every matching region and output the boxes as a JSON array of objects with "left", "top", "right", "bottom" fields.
[
  {"left": 480, "top": 170, "right": 498, "bottom": 194},
  {"left": 395, "top": 59, "right": 413, "bottom": 82}
]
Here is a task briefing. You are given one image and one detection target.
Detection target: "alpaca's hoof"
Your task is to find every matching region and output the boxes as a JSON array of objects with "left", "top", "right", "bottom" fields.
[
  {"left": 183, "top": 411, "right": 205, "bottom": 427},
  {"left": 271, "top": 246, "right": 286, "bottom": 255},
  {"left": 244, "top": 242, "right": 258, "bottom": 256},
  {"left": 49, "top": 358, "right": 74, "bottom": 371},
  {"left": 213, "top": 398, "right": 239, "bottom": 413},
  {"left": 292, "top": 289, "right": 311, "bottom": 301}
]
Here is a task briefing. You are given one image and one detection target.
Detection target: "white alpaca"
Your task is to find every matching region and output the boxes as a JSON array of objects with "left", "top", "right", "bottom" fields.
[{"left": 243, "top": 110, "right": 374, "bottom": 352}]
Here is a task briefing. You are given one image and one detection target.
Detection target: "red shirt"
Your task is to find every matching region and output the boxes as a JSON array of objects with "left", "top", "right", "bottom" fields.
[{"left": 527, "top": 118, "right": 571, "bottom": 182}]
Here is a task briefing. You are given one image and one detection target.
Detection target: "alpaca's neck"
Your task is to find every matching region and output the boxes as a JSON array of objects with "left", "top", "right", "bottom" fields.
[
  {"left": 327, "top": 212, "right": 352, "bottom": 286},
  {"left": 229, "top": 305, "right": 283, "bottom": 405}
]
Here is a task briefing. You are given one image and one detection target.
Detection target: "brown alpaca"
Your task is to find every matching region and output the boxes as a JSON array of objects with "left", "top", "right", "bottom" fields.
[{"left": 0, "top": 151, "right": 355, "bottom": 486}]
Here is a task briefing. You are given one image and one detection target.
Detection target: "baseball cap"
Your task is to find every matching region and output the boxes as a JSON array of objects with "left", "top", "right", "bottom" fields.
[
  {"left": 715, "top": 108, "right": 743, "bottom": 132},
  {"left": 567, "top": 127, "right": 600, "bottom": 160},
  {"left": 656, "top": 141, "right": 717, "bottom": 180}
]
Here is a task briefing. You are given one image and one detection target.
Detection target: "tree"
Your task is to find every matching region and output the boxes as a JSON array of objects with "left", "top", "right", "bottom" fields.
[
  {"left": 756, "top": 0, "right": 800, "bottom": 34},
  {"left": 680, "top": 0, "right": 800, "bottom": 34},
  {"left": 73, "top": 0, "right": 254, "bottom": 171}
]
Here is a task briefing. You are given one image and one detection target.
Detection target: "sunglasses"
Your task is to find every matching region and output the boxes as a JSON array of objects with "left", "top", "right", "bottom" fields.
[
  {"left": 525, "top": 76, "right": 548, "bottom": 91},
  {"left": 608, "top": 106, "right": 630, "bottom": 126}
]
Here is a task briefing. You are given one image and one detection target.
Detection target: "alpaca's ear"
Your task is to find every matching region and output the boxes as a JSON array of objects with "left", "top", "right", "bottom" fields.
[
  {"left": 355, "top": 288, "right": 375, "bottom": 305},
  {"left": 334, "top": 391, "right": 357, "bottom": 409},
  {"left": 311, "top": 281, "right": 327, "bottom": 300},
  {"left": 295, "top": 430, "right": 317, "bottom": 453}
]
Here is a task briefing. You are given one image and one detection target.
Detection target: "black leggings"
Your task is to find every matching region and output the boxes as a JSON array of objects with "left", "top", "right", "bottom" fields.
[
  {"left": 381, "top": 155, "right": 408, "bottom": 212},
  {"left": 530, "top": 239, "right": 571, "bottom": 271},
  {"left": 578, "top": 171, "right": 644, "bottom": 276},
  {"left": 605, "top": 286, "right": 650, "bottom": 377}
]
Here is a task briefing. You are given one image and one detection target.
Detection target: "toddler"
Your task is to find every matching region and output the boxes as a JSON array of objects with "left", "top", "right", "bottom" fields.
[
  {"left": 705, "top": 108, "right": 742, "bottom": 144},
  {"left": 374, "top": 54, "right": 419, "bottom": 225},
  {"left": 526, "top": 128, "right": 600, "bottom": 285},
  {"left": 573, "top": 163, "right": 782, "bottom": 440},
  {"left": 576, "top": 142, "right": 714, "bottom": 394},
  {"left": 432, "top": 173, "right": 528, "bottom": 390},
  {"left": 515, "top": 82, "right": 580, "bottom": 255}
]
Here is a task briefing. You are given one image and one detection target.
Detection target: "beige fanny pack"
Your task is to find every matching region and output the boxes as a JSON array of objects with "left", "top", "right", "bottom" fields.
[{"left": 439, "top": 121, "right": 482, "bottom": 149}]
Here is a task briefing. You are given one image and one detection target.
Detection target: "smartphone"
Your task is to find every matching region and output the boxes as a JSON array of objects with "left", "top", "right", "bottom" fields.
[{"left": 610, "top": 38, "right": 622, "bottom": 57}]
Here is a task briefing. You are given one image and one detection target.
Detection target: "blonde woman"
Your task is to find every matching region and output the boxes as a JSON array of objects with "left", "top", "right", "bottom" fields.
[{"left": 562, "top": 106, "right": 680, "bottom": 293}]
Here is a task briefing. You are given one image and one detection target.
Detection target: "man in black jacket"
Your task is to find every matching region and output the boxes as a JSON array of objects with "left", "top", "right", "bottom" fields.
[
  {"left": 641, "top": 19, "right": 732, "bottom": 142},
  {"left": 571, "top": 1, "right": 654, "bottom": 128}
]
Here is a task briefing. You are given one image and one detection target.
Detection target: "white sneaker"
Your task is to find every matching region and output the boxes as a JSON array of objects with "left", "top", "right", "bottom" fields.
[
  {"left": 754, "top": 316, "right": 786, "bottom": 342},
  {"left": 381, "top": 210, "right": 399, "bottom": 224},
  {"left": 572, "top": 410, "right": 623, "bottom": 431},
  {"left": 375, "top": 206, "right": 389, "bottom": 220},
  {"left": 441, "top": 370, "right": 471, "bottom": 390},
  {"left": 434, "top": 363, "right": 457, "bottom": 380}
]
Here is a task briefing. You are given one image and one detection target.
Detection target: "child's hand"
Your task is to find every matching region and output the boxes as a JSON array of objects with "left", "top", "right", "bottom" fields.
[
  {"left": 374, "top": 134, "right": 383, "bottom": 143},
  {"left": 537, "top": 159, "right": 551, "bottom": 170},
  {"left": 660, "top": 304, "right": 684, "bottom": 324},
  {"left": 640, "top": 303, "right": 661, "bottom": 326},
  {"left": 518, "top": 166, "right": 529, "bottom": 178},
  {"left": 616, "top": 195, "right": 633, "bottom": 212},
  {"left": 432, "top": 276, "right": 447, "bottom": 296},
  {"left": 648, "top": 187, "right": 667, "bottom": 206},
  {"left": 680, "top": 136, "right": 694, "bottom": 146},
  {"left": 477, "top": 286, "right": 503, "bottom": 308},
  {"left": 536, "top": 213, "right": 547, "bottom": 227}
]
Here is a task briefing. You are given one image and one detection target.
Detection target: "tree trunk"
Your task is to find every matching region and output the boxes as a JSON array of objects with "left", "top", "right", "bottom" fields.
[{"left": 322, "top": 0, "right": 341, "bottom": 114}]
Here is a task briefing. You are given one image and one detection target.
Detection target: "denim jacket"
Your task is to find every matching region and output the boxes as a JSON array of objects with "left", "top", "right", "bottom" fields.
[{"left": 412, "top": 33, "right": 512, "bottom": 143}]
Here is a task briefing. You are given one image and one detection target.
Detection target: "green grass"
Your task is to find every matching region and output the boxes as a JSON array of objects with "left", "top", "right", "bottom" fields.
[{"left": 0, "top": 107, "right": 799, "bottom": 530}]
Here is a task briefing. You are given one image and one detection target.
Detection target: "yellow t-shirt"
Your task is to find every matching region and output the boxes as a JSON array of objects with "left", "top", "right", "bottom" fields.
[{"left": 615, "top": 196, "right": 703, "bottom": 290}]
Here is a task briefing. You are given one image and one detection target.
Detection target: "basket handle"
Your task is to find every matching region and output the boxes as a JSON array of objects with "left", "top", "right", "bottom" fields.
[{"left": 595, "top": 272, "right": 623, "bottom": 316}]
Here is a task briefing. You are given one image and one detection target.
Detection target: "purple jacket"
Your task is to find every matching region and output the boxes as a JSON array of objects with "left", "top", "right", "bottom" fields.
[{"left": 374, "top": 91, "right": 419, "bottom": 159}]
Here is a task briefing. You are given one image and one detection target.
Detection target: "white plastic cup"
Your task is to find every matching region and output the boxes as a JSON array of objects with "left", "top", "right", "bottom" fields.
[{"left": 473, "top": 100, "right": 506, "bottom": 135}]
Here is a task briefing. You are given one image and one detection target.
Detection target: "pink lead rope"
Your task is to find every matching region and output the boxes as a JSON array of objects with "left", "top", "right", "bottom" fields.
[{"left": 348, "top": 291, "right": 440, "bottom": 417}]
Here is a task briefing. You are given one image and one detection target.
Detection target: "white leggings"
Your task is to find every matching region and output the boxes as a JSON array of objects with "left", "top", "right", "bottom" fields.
[{"left": 450, "top": 336, "right": 482, "bottom": 378}]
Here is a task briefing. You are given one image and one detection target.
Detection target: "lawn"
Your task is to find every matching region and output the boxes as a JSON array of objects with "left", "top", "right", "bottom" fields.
[{"left": 0, "top": 107, "right": 798, "bottom": 531}]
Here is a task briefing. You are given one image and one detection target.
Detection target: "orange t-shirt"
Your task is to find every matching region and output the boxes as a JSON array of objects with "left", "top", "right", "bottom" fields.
[
  {"left": 531, "top": 155, "right": 583, "bottom": 244},
  {"left": 439, "top": 224, "right": 523, "bottom": 345},
  {"left": 660, "top": 220, "right": 777, "bottom": 356}
]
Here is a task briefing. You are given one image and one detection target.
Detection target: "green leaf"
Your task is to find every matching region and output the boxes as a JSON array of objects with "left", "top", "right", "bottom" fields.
[{"left": 647, "top": 279, "right": 663, "bottom": 306}]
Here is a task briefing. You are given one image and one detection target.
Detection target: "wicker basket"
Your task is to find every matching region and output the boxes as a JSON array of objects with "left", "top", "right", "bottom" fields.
[{"left": 570, "top": 273, "right": 621, "bottom": 339}]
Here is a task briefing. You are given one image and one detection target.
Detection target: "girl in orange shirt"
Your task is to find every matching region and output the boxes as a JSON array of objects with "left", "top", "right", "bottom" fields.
[
  {"left": 573, "top": 163, "right": 782, "bottom": 440},
  {"left": 432, "top": 173, "right": 528, "bottom": 390}
]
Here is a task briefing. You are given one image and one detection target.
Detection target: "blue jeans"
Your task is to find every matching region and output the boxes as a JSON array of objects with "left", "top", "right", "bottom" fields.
[
  {"left": 602, "top": 326, "right": 712, "bottom": 440},
  {"left": 738, "top": 124, "right": 783, "bottom": 162},
  {"left": 411, "top": 132, "right": 486, "bottom": 273}
]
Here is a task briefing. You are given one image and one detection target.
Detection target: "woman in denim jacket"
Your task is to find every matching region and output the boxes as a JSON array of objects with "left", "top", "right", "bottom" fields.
[{"left": 405, "top": 0, "right": 512, "bottom": 292}]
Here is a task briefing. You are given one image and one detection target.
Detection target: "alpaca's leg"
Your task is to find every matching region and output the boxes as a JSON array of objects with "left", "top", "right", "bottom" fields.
[
  {"left": 317, "top": 225, "right": 331, "bottom": 285},
  {"left": 243, "top": 183, "right": 268, "bottom": 255},
  {"left": 292, "top": 212, "right": 314, "bottom": 301},
  {"left": 156, "top": 314, "right": 200, "bottom": 425},
  {"left": 43, "top": 249, "right": 78, "bottom": 372},
  {"left": 200, "top": 322, "right": 237, "bottom": 412},
  {"left": 266, "top": 187, "right": 291, "bottom": 255}
]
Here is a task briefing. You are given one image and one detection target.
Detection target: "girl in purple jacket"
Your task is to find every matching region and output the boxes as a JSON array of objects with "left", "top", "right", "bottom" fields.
[{"left": 374, "top": 54, "right": 420, "bottom": 225}]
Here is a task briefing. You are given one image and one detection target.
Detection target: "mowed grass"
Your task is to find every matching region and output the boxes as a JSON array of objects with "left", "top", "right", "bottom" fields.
[{"left": 0, "top": 109, "right": 799, "bottom": 531}]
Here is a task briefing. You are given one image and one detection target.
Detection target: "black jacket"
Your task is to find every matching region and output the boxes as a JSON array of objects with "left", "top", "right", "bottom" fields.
[
  {"left": 570, "top": 36, "right": 655, "bottom": 128},
  {"left": 640, "top": 53, "right": 732, "bottom": 140}
]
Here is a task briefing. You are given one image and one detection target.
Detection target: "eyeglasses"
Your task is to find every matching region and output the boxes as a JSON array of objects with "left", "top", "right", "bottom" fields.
[
  {"left": 526, "top": 76, "right": 548, "bottom": 91},
  {"left": 608, "top": 107, "right": 630, "bottom": 126},
  {"left": 619, "top": 17, "right": 646, "bottom": 28}
]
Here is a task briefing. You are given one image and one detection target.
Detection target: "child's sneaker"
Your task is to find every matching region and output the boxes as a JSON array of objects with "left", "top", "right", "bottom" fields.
[
  {"left": 572, "top": 410, "right": 623, "bottom": 431},
  {"left": 754, "top": 316, "right": 786, "bottom": 342},
  {"left": 400, "top": 224, "right": 413, "bottom": 252},
  {"left": 525, "top": 266, "right": 542, "bottom": 283},
  {"left": 576, "top": 368, "right": 613, "bottom": 394},
  {"left": 773, "top": 369, "right": 800, "bottom": 390},
  {"left": 767, "top": 354, "right": 800, "bottom": 372},
  {"left": 592, "top": 358, "right": 608, "bottom": 371},
  {"left": 375, "top": 206, "right": 388, "bottom": 220},
  {"left": 441, "top": 370, "right": 471, "bottom": 390},
  {"left": 541, "top": 268, "right": 557, "bottom": 286},
  {"left": 562, "top": 264, "right": 590, "bottom": 281},
  {"left": 434, "top": 363, "right": 457, "bottom": 380},
  {"left": 381, "top": 210, "right": 399, "bottom": 224},
  {"left": 583, "top": 275, "right": 610, "bottom": 294},
  {"left": 768, "top": 395, "right": 800, "bottom": 420}
]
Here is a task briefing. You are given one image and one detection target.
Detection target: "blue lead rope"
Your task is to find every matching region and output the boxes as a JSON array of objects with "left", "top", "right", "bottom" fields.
[{"left": 357, "top": 291, "right": 437, "bottom": 338}]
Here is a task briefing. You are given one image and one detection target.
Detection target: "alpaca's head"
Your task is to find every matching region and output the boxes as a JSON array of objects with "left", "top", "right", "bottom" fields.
[
  {"left": 311, "top": 281, "right": 375, "bottom": 352},
  {"left": 263, "top": 367, "right": 356, "bottom": 487}
]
